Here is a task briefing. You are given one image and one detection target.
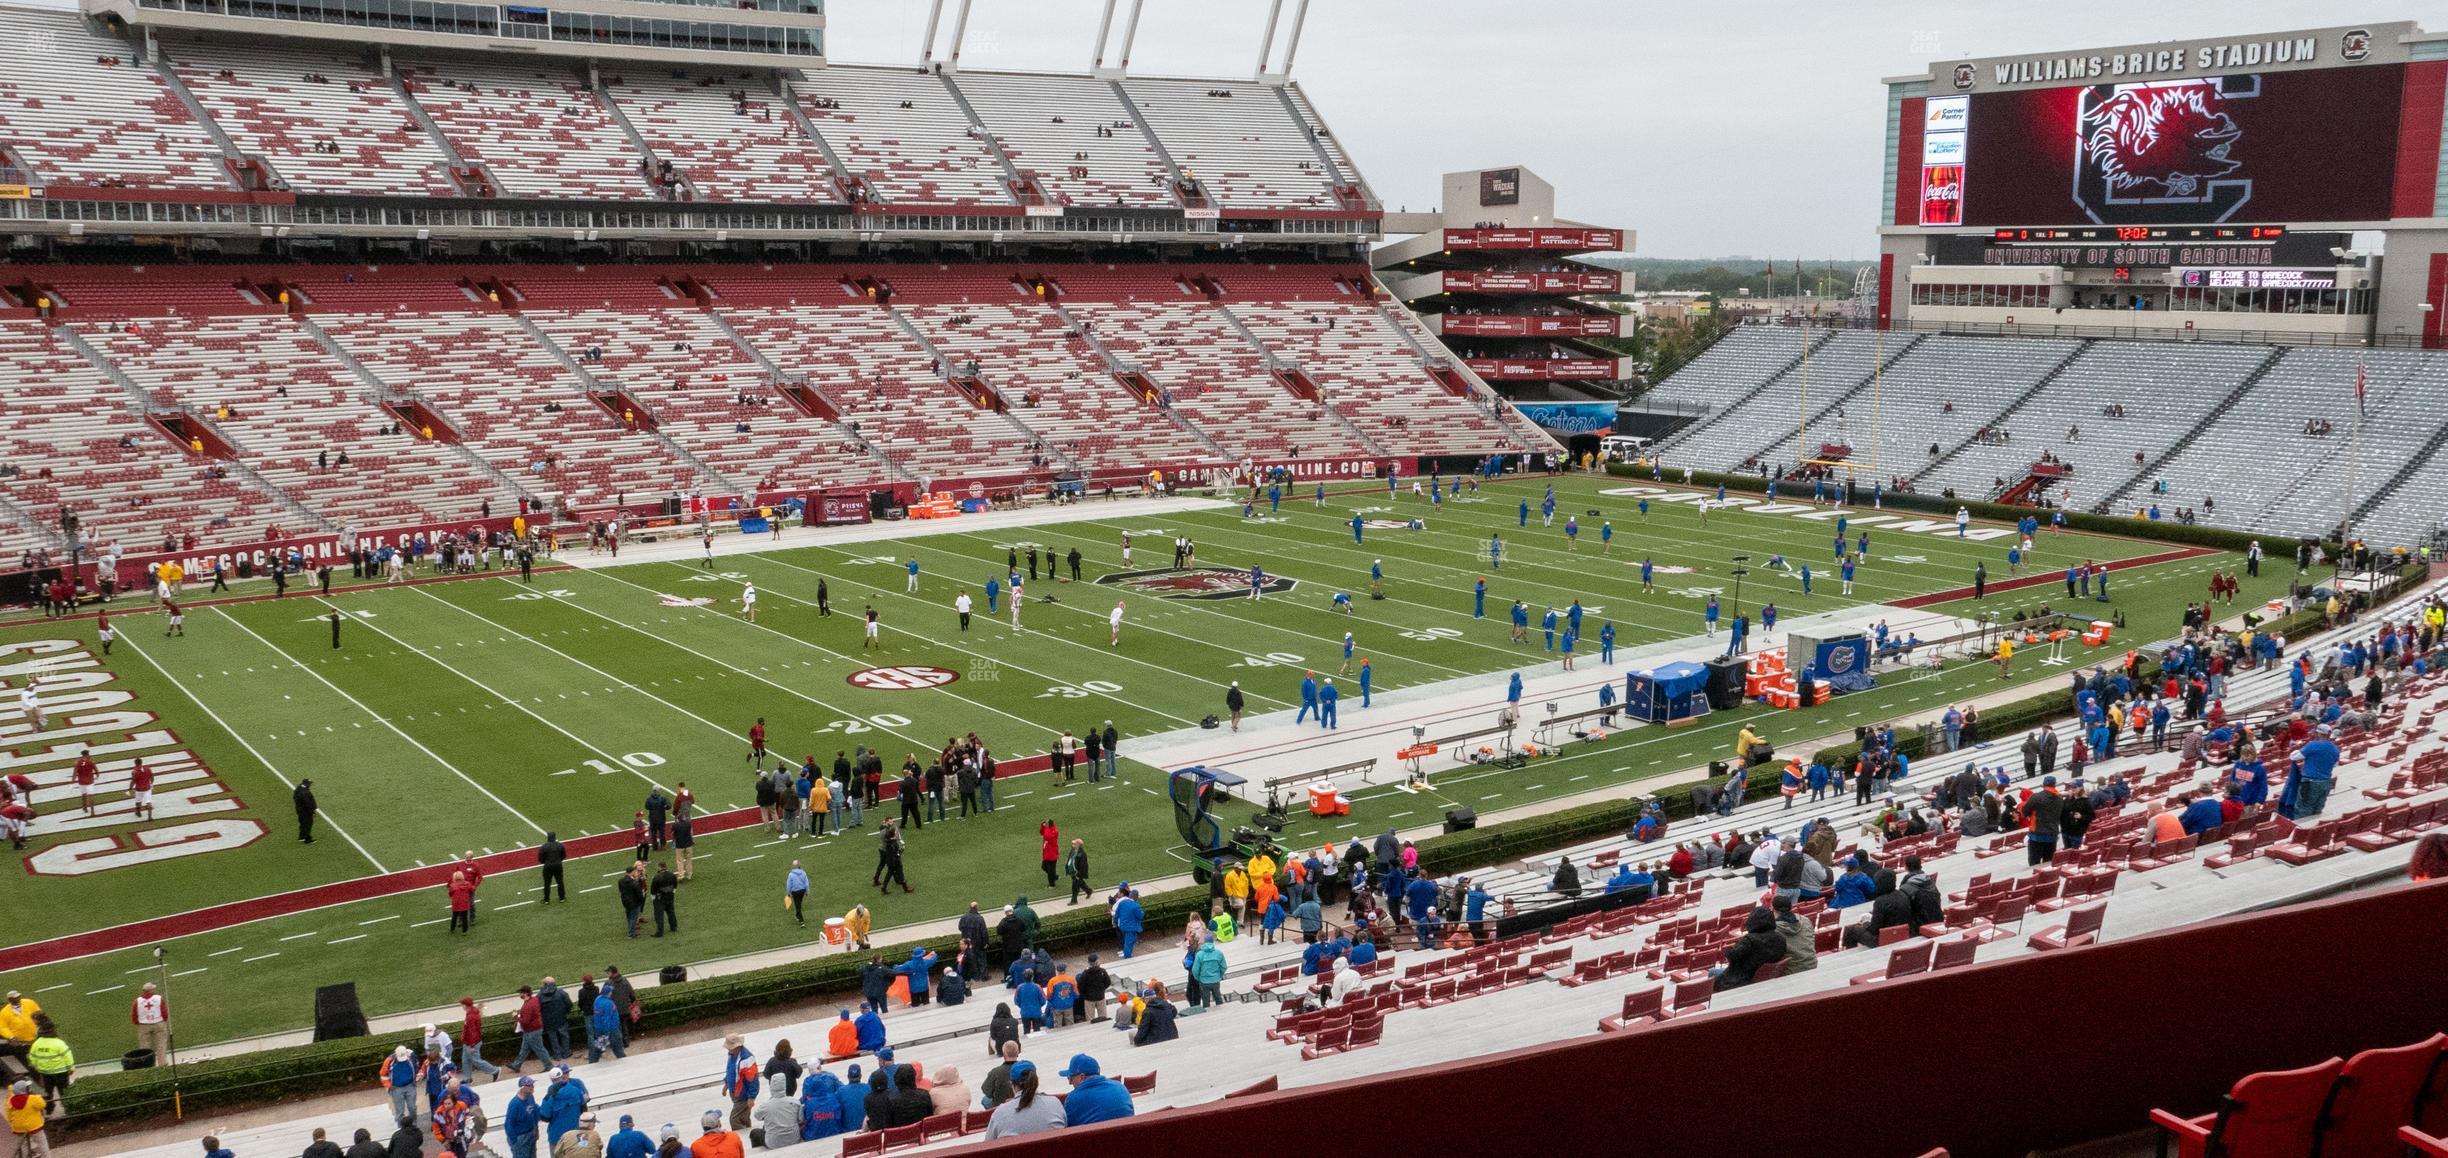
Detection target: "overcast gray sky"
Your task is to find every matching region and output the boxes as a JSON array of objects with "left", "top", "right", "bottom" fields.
[{"left": 829, "top": 0, "right": 2448, "bottom": 257}]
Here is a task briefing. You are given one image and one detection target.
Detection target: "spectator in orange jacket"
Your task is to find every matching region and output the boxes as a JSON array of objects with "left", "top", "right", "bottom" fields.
[{"left": 824, "top": 1010, "right": 858, "bottom": 1059}]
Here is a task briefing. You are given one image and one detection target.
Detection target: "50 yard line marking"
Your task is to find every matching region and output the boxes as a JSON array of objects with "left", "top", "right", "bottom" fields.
[{"left": 213, "top": 607, "right": 546, "bottom": 837}]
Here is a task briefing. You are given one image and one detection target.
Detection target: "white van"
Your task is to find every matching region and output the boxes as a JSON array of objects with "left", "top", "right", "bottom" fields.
[{"left": 1600, "top": 435, "right": 1651, "bottom": 462}]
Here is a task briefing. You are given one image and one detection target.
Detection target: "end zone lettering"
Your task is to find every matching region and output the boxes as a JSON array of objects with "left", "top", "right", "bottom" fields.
[{"left": 0, "top": 639, "right": 260, "bottom": 876}]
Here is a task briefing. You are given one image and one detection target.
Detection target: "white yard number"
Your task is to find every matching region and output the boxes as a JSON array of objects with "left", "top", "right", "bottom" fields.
[
  {"left": 1232, "top": 652, "right": 1306, "bottom": 668},
  {"left": 503, "top": 589, "right": 578, "bottom": 600},
  {"left": 1037, "top": 680, "right": 1124, "bottom": 699},
  {"left": 552, "top": 751, "right": 667, "bottom": 776},
  {"left": 683, "top": 571, "right": 749, "bottom": 583},
  {"left": 822, "top": 713, "right": 912, "bottom": 735},
  {"left": 1396, "top": 627, "right": 1463, "bottom": 642}
]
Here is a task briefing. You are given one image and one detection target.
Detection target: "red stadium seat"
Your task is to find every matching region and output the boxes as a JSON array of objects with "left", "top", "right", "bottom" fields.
[
  {"left": 839, "top": 1131, "right": 884, "bottom": 1158},
  {"left": 2148, "top": 1056, "right": 2345, "bottom": 1158},
  {"left": 2318, "top": 1034, "right": 2447, "bottom": 1158},
  {"left": 1850, "top": 939, "right": 1933, "bottom": 986},
  {"left": 1224, "top": 1075, "right": 1279, "bottom": 1099}
]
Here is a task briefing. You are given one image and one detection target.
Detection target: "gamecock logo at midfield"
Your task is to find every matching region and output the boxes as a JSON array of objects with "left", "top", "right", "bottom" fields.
[
  {"left": 2072, "top": 77, "right": 2256, "bottom": 223},
  {"left": 1095, "top": 566, "right": 1296, "bottom": 601}
]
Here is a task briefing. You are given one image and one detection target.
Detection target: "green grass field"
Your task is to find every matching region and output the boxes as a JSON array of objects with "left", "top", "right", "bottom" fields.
[{"left": 0, "top": 473, "right": 2298, "bottom": 1046}]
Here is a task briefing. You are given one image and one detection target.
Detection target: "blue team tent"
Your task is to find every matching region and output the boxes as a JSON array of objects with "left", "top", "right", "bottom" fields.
[{"left": 1625, "top": 660, "right": 1712, "bottom": 725}]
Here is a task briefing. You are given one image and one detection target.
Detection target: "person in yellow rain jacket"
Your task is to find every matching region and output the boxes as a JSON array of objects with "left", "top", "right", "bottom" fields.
[
  {"left": 0, "top": 993, "right": 39, "bottom": 1061},
  {"left": 1219, "top": 863, "right": 1250, "bottom": 928}
]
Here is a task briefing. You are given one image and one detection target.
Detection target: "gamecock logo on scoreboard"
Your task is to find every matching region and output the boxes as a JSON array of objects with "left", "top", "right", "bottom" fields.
[{"left": 2072, "top": 77, "right": 2256, "bottom": 223}]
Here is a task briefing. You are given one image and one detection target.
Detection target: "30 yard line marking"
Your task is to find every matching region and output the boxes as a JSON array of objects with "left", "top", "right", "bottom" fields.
[{"left": 213, "top": 607, "right": 548, "bottom": 837}]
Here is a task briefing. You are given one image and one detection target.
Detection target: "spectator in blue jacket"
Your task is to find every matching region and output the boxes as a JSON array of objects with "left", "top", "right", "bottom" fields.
[
  {"left": 723, "top": 1035, "right": 761, "bottom": 1129},
  {"left": 852, "top": 1003, "right": 886, "bottom": 1053},
  {"left": 798, "top": 1067, "right": 847, "bottom": 1141},
  {"left": 1058, "top": 1055, "right": 1135, "bottom": 1125},
  {"left": 604, "top": 1113, "right": 653, "bottom": 1158},
  {"left": 2178, "top": 790, "right": 2225, "bottom": 836},
  {"left": 503, "top": 1076, "right": 542, "bottom": 1158},
  {"left": 833, "top": 1064, "right": 867, "bottom": 1134},
  {"left": 1015, "top": 974, "right": 1047, "bottom": 1032},
  {"left": 894, "top": 947, "right": 938, "bottom": 1006},
  {"left": 1112, "top": 891, "right": 1145, "bottom": 957},
  {"left": 540, "top": 1066, "right": 588, "bottom": 1145},
  {"left": 1830, "top": 859, "right": 1876, "bottom": 909},
  {"left": 587, "top": 992, "right": 623, "bottom": 1062},
  {"left": 1602, "top": 865, "right": 1639, "bottom": 895}
]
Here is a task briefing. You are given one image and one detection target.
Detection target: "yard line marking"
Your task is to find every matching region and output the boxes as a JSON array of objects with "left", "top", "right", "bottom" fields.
[
  {"left": 581, "top": 884, "right": 612, "bottom": 894},
  {"left": 87, "top": 985, "right": 125, "bottom": 995},
  {"left": 601, "top": 568, "right": 1075, "bottom": 741},
  {"left": 1048, "top": 792, "right": 1077, "bottom": 800},
  {"left": 35, "top": 983, "right": 70, "bottom": 994},
  {"left": 506, "top": 574, "right": 955, "bottom": 751},
  {"left": 1002, "top": 791, "right": 1033, "bottom": 800},
  {"left": 1570, "top": 775, "right": 1590, "bottom": 782},
  {"left": 118, "top": 632, "right": 391, "bottom": 875},
  {"left": 733, "top": 854, "right": 765, "bottom": 863},
  {"left": 358, "top": 915, "right": 399, "bottom": 926},
  {"left": 171, "top": 967, "right": 208, "bottom": 977},
  {"left": 241, "top": 953, "right": 281, "bottom": 964},
  {"left": 1336, "top": 821, "right": 1361, "bottom": 829},
  {"left": 755, "top": 839, "right": 789, "bottom": 848},
  {"left": 1389, "top": 811, "right": 1413, "bottom": 819},
  {"left": 416, "top": 582, "right": 749, "bottom": 763},
  {"left": 493, "top": 900, "right": 534, "bottom": 911},
  {"left": 125, "top": 964, "right": 159, "bottom": 974},
  {"left": 1480, "top": 793, "right": 1503, "bottom": 800},
  {"left": 213, "top": 607, "right": 546, "bottom": 837},
  {"left": 410, "top": 917, "right": 449, "bottom": 928},
  {"left": 317, "top": 595, "right": 670, "bottom": 798},
  {"left": 1524, "top": 784, "right": 1544, "bottom": 791},
  {"left": 747, "top": 552, "right": 1237, "bottom": 718},
  {"left": 278, "top": 931, "right": 321, "bottom": 942},
  {"left": 326, "top": 934, "right": 367, "bottom": 946}
]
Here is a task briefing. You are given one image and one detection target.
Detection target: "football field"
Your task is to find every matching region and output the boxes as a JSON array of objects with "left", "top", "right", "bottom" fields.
[{"left": 0, "top": 472, "right": 2296, "bottom": 1046}]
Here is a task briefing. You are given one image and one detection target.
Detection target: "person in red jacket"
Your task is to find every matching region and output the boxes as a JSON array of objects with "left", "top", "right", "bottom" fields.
[
  {"left": 457, "top": 996, "right": 500, "bottom": 1080},
  {"left": 447, "top": 872, "right": 475, "bottom": 934},
  {"left": 510, "top": 985, "right": 549, "bottom": 1073},
  {"left": 1668, "top": 844, "right": 1695, "bottom": 879},
  {"left": 1038, "top": 821, "right": 1060, "bottom": 889}
]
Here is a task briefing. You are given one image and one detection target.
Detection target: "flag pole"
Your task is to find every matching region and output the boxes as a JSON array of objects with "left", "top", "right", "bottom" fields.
[{"left": 2341, "top": 353, "right": 2366, "bottom": 580}]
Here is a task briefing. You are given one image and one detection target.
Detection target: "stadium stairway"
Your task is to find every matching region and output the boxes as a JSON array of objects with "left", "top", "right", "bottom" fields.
[
  {"left": 2095, "top": 347, "right": 2287, "bottom": 517},
  {"left": 1903, "top": 339, "right": 2094, "bottom": 493}
]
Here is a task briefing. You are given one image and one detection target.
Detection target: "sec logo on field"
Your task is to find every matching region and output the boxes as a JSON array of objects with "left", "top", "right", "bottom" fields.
[{"left": 847, "top": 666, "right": 961, "bottom": 691}]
